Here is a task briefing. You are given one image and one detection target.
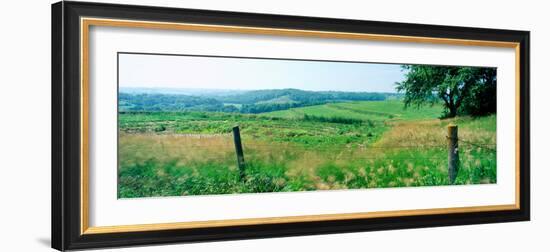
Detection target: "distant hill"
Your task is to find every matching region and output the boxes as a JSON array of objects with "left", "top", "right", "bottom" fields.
[
  {"left": 255, "top": 95, "right": 298, "bottom": 105},
  {"left": 119, "top": 87, "right": 247, "bottom": 97},
  {"left": 217, "top": 88, "right": 388, "bottom": 104},
  {"left": 119, "top": 88, "right": 398, "bottom": 113},
  {"left": 118, "top": 93, "right": 228, "bottom": 112}
]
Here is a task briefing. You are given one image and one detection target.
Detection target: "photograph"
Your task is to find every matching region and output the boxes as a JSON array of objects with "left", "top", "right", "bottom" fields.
[{"left": 117, "top": 53, "right": 497, "bottom": 198}]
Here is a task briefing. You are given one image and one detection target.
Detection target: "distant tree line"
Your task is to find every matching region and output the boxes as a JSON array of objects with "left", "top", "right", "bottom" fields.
[
  {"left": 218, "top": 88, "right": 388, "bottom": 105},
  {"left": 302, "top": 114, "right": 364, "bottom": 125},
  {"left": 119, "top": 89, "right": 391, "bottom": 114},
  {"left": 239, "top": 102, "right": 322, "bottom": 113},
  {"left": 118, "top": 93, "right": 226, "bottom": 112}
]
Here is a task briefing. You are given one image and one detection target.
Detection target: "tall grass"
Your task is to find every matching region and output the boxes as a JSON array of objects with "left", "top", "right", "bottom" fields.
[
  {"left": 118, "top": 115, "right": 496, "bottom": 198},
  {"left": 118, "top": 101, "right": 496, "bottom": 198}
]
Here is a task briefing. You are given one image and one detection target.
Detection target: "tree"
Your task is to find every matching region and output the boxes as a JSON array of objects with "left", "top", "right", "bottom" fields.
[
  {"left": 458, "top": 68, "right": 497, "bottom": 116},
  {"left": 396, "top": 65, "right": 496, "bottom": 118}
]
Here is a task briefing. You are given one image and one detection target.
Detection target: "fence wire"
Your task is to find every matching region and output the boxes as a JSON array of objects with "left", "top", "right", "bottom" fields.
[
  {"left": 123, "top": 141, "right": 495, "bottom": 151},
  {"left": 458, "top": 139, "right": 497, "bottom": 152}
]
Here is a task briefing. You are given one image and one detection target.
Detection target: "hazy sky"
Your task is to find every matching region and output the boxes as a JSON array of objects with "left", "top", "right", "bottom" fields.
[{"left": 119, "top": 53, "right": 407, "bottom": 93}]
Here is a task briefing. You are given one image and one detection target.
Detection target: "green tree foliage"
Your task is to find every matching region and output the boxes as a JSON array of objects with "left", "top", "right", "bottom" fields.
[
  {"left": 458, "top": 68, "right": 497, "bottom": 116},
  {"left": 118, "top": 93, "right": 226, "bottom": 112},
  {"left": 396, "top": 65, "right": 496, "bottom": 118}
]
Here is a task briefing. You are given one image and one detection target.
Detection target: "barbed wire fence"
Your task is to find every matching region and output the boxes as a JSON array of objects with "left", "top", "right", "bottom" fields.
[
  {"left": 228, "top": 125, "right": 495, "bottom": 183},
  {"left": 127, "top": 125, "right": 496, "bottom": 184}
]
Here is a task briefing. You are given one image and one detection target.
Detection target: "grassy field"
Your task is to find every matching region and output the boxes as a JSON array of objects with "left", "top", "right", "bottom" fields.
[
  {"left": 264, "top": 100, "right": 442, "bottom": 121},
  {"left": 118, "top": 100, "right": 496, "bottom": 198}
]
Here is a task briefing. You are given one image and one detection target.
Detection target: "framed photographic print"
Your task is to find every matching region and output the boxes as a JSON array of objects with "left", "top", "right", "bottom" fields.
[{"left": 52, "top": 1, "right": 530, "bottom": 250}]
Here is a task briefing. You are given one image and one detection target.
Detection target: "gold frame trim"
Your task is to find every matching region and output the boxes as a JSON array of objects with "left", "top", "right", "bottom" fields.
[{"left": 80, "top": 17, "right": 522, "bottom": 235}]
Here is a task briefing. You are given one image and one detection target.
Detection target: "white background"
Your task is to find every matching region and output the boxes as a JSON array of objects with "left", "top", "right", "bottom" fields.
[{"left": 0, "top": 0, "right": 546, "bottom": 251}]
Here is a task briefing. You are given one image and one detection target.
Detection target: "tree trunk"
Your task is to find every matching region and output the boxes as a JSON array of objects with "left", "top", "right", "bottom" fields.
[{"left": 448, "top": 106, "right": 457, "bottom": 118}]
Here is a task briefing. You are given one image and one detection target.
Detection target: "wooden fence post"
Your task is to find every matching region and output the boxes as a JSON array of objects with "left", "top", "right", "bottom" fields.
[
  {"left": 232, "top": 126, "right": 246, "bottom": 181},
  {"left": 447, "top": 124, "right": 459, "bottom": 184}
]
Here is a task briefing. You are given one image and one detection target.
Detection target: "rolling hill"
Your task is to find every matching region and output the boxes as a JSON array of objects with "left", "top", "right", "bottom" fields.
[{"left": 119, "top": 88, "right": 397, "bottom": 113}]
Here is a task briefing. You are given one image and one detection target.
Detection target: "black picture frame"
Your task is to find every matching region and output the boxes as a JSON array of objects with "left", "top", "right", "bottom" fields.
[{"left": 52, "top": 1, "right": 530, "bottom": 251}]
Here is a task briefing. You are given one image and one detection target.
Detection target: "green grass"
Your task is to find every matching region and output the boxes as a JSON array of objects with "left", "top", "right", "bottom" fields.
[
  {"left": 119, "top": 110, "right": 387, "bottom": 148},
  {"left": 118, "top": 100, "right": 496, "bottom": 198},
  {"left": 263, "top": 100, "right": 443, "bottom": 121}
]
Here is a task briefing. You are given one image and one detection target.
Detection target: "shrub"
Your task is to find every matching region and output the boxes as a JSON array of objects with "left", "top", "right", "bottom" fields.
[{"left": 153, "top": 124, "right": 166, "bottom": 132}]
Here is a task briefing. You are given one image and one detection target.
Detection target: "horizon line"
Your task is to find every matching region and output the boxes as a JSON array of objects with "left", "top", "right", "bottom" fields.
[{"left": 119, "top": 86, "right": 402, "bottom": 94}]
